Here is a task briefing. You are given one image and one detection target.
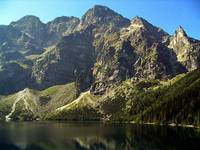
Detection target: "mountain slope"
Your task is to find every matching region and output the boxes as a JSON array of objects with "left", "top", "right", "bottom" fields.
[
  {"left": 46, "top": 91, "right": 101, "bottom": 121},
  {"left": 0, "top": 82, "right": 77, "bottom": 120},
  {"left": 10, "top": 15, "right": 46, "bottom": 46},
  {"left": 0, "top": 5, "right": 200, "bottom": 124},
  {"left": 47, "top": 69, "right": 200, "bottom": 126},
  {"left": 91, "top": 16, "right": 186, "bottom": 94},
  {"left": 31, "top": 29, "right": 95, "bottom": 90},
  {"left": 137, "top": 69, "right": 200, "bottom": 125}
]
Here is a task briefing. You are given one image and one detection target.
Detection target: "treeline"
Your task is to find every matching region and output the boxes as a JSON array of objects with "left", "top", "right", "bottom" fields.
[{"left": 102, "top": 69, "right": 200, "bottom": 126}]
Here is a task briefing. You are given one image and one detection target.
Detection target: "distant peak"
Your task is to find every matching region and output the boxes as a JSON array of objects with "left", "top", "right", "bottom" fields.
[
  {"left": 131, "top": 16, "right": 149, "bottom": 25},
  {"left": 18, "top": 15, "right": 41, "bottom": 22},
  {"left": 93, "top": 4, "right": 107, "bottom": 8},
  {"left": 132, "top": 16, "right": 145, "bottom": 21},
  {"left": 49, "top": 16, "right": 79, "bottom": 23},
  {"left": 177, "top": 25, "right": 184, "bottom": 31},
  {"left": 81, "top": 5, "right": 130, "bottom": 27},
  {"left": 22, "top": 15, "right": 39, "bottom": 19},
  {"left": 130, "top": 16, "right": 154, "bottom": 29},
  {"left": 175, "top": 25, "right": 187, "bottom": 36},
  {"left": 84, "top": 5, "right": 117, "bottom": 17},
  {"left": 92, "top": 5, "right": 111, "bottom": 11},
  {"left": 10, "top": 15, "right": 43, "bottom": 25}
]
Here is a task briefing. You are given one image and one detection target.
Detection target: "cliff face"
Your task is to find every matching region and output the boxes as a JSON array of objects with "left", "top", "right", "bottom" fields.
[
  {"left": 168, "top": 26, "right": 200, "bottom": 71},
  {"left": 31, "top": 29, "right": 95, "bottom": 91},
  {"left": 90, "top": 16, "right": 186, "bottom": 94}
]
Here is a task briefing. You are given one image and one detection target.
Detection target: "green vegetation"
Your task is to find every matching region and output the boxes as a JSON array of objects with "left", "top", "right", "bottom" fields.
[
  {"left": 38, "top": 82, "right": 77, "bottom": 115},
  {"left": 100, "top": 69, "right": 200, "bottom": 126},
  {"left": 0, "top": 95, "right": 16, "bottom": 120},
  {"left": 46, "top": 92, "right": 102, "bottom": 121},
  {"left": 99, "top": 79, "right": 160, "bottom": 122},
  {"left": 0, "top": 82, "right": 78, "bottom": 121},
  {"left": 10, "top": 101, "right": 35, "bottom": 121},
  {"left": 0, "top": 69, "right": 200, "bottom": 126},
  {"left": 138, "top": 69, "right": 200, "bottom": 126},
  {"left": 47, "top": 106, "right": 101, "bottom": 121}
]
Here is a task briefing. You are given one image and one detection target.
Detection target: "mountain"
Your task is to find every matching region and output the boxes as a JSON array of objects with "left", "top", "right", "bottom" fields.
[
  {"left": 31, "top": 29, "right": 95, "bottom": 90},
  {"left": 10, "top": 15, "right": 46, "bottom": 46},
  {"left": 80, "top": 5, "right": 130, "bottom": 28},
  {"left": 169, "top": 26, "right": 200, "bottom": 71},
  {"left": 0, "top": 5, "right": 200, "bottom": 125},
  {"left": 91, "top": 16, "right": 185, "bottom": 94},
  {"left": 46, "top": 16, "right": 80, "bottom": 45}
]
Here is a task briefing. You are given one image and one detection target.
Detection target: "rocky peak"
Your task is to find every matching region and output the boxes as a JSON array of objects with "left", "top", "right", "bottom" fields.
[
  {"left": 169, "top": 26, "right": 200, "bottom": 71},
  {"left": 175, "top": 25, "right": 187, "bottom": 37},
  {"left": 10, "top": 15, "right": 46, "bottom": 42},
  {"left": 169, "top": 26, "right": 190, "bottom": 49},
  {"left": 83, "top": 5, "right": 118, "bottom": 19},
  {"left": 12, "top": 15, "right": 42, "bottom": 23},
  {"left": 10, "top": 15, "right": 45, "bottom": 31},
  {"left": 46, "top": 16, "right": 80, "bottom": 46},
  {"left": 130, "top": 16, "right": 150, "bottom": 29},
  {"left": 47, "top": 16, "right": 80, "bottom": 34},
  {"left": 121, "top": 16, "right": 169, "bottom": 44},
  {"left": 48, "top": 16, "right": 80, "bottom": 24},
  {"left": 80, "top": 5, "right": 130, "bottom": 28},
  {"left": 170, "top": 26, "right": 190, "bottom": 47}
]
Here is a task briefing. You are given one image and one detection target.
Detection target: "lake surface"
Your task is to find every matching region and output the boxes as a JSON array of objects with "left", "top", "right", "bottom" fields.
[{"left": 0, "top": 122, "right": 200, "bottom": 150}]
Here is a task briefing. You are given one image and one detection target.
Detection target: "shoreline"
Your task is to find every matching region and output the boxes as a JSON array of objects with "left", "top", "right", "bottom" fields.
[
  {"left": 131, "top": 121, "right": 200, "bottom": 129},
  {"left": 1, "top": 119, "right": 199, "bottom": 129}
]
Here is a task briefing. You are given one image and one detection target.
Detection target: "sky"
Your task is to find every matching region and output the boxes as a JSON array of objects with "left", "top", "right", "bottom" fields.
[{"left": 0, "top": 0, "right": 199, "bottom": 39}]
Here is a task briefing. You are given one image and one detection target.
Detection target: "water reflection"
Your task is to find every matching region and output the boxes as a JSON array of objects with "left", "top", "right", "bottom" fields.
[{"left": 0, "top": 122, "right": 199, "bottom": 150}]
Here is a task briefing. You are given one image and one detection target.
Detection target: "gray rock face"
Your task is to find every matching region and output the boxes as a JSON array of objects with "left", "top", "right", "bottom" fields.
[
  {"left": 31, "top": 29, "right": 95, "bottom": 91},
  {"left": 0, "top": 62, "right": 32, "bottom": 94},
  {"left": 0, "top": 15, "right": 83, "bottom": 94},
  {"left": 10, "top": 15, "right": 47, "bottom": 46},
  {"left": 0, "top": 5, "right": 200, "bottom": 95},
  {"left": 10, "top": 15, "right": 80, "bottom": 47},
  {"left": 46, "top": 16, "right": 80, "bottom": 45},
  {"left": 92, "top": 17, "right": 186, "bottom": 93},
  {"left": 168, "top": 26, "right": 200, "bottom": 71},
  {"left": 80, "top": 5, "right": 130, "bottom": 28},
  {"left": 121, "top": 18, "right": 186, "bottom": 79},
  {"left": 0, "top": 25, "right": 39, "bottom": 55}
]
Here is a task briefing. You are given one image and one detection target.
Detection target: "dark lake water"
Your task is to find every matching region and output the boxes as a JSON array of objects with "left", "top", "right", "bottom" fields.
[{"left": 0, "top": 122, "right": 200, "bottom": 150}]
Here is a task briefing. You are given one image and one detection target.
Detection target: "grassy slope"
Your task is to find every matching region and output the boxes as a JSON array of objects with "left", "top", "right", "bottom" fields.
[
  {"left": 0, "top": 89, "right": 38, "bottom": 121},
  {"left": 45, "top": 91, "right": 102, "bottom": 121},
  {"left": 0, "top": 95, "right": 16, "bottom": 120},
  {"left": 0, "top": 82, "right": 77, "bottom": 121},
  {"left": 37, "top": 82, "right": 77, "bottom": 116},
  {"left": 98, "top": 79, "right": 160, "bottom": 122}
]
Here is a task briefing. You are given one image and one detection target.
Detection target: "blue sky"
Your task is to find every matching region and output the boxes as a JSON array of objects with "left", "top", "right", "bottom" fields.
[{"left": 0, "top": 0, "right": 199, "bottom": 39}]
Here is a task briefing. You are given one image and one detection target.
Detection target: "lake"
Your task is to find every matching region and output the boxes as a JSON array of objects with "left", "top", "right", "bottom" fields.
[{"left": 0, "top": 122, "right": 199, "bottom": 150}]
